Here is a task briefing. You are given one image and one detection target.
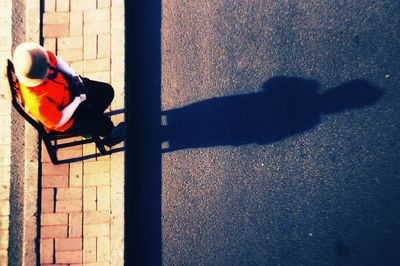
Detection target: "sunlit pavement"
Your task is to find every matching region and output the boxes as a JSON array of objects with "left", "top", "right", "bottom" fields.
[{"left": 160, "top": 1, "right": 400, "bottom": 265}]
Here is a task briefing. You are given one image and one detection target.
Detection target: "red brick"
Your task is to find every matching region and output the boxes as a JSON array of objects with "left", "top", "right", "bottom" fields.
[
  {"left": 57, "top": 140, "right": 82, "bottom": 151},
  {"left": 42, "top": 163, "right": 69, "bottom": 176},
  {"left": 42, "top": 188, "right": 55, "bottom": 201},
  {"left": 41, "top": 213, "right": 68, "bottom": 226},
  {"left": 41, "top": 200, "right": 55, "bottom": 213},
  {"left": 56, "top": 200, "right": 82, "bottom": 212},
  {"left": 84, "top": 211, "right": 110, "bottom": 224},
  {"left": 56, "top": 136, "right": 83, "bottom": 145},
  {"left": 55, "top": 237, "right": 83, "bottom": 251},
  {"left": 42, "top": 175, "right": 69, "bottom": 188},
  {"left": 40, "top": 239, "right": 54, "bottom": 264},
  {"left": 41, "top": 225, "right": 68, "bottom": 238},
  {"left": 41, "top": 144, "right": 52, "bottom": 163},
  {"left": 56, "top": 250, "right": 83, "bottom": 264},
  {"left": 56, "top": 187, "right": 82, "bottom": 200},
  {"left": 43, "top": 24, "right": 70, "bottom": 38},
  {"left": 58, "top": 149, "right": 83, "bottom": 160},
  {"left": 69, "top": 212, "right": 83, "bottom": 237}
]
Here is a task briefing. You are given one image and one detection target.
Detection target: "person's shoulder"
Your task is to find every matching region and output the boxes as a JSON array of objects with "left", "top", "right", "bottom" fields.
[
  {"left": 21, "top": 81, "right": 49, "bottom": 99},
  {"left": 46, "top": 50, "right": 57, "bottom": 66}
]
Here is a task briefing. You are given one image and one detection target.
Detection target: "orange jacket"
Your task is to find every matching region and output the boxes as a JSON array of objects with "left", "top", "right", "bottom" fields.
[{"left": 20, "top": 51, "right": 74, "bottom": 132}]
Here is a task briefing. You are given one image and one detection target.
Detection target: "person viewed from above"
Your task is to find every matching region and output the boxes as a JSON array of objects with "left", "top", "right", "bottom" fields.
[{"left": 12, "top": 42, "right": 125, "bottom": 147}]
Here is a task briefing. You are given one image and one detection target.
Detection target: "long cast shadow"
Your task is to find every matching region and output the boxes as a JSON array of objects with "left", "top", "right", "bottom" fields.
[{"left": 163, "top": 77, "right": 383, "bottom": 152}]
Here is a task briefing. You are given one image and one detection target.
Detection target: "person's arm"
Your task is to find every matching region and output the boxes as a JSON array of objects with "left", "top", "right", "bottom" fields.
[
  {"left": 56, "top": 55, "right": 85, "bottom": 91},
  {"left": 56, "top": 55, "right": 78, "bottom": 77},
  {"left": 56, "top": 94, "right": 86, "bottom": 128}
]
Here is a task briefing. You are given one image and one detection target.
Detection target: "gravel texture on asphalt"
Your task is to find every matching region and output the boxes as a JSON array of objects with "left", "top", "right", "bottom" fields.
[{"left": 162, "top": 1, "right": 400, "bottom": 265}]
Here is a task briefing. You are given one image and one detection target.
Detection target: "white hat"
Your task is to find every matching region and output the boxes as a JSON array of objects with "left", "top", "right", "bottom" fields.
[{"left": 13, "top": 42, "right": 50, "bottom": 87}]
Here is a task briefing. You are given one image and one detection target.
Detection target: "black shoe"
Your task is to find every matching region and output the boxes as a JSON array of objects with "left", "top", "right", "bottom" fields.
[{"left": 103, "top": 122, "right": 126, "bottom": 147}]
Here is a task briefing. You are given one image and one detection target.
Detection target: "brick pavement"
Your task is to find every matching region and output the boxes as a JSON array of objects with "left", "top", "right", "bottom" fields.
[
  {"left": 0, "top": 0, "right": 12, "bottom": 265},
  {"left": 40, "top": 0, "right": 125, "bottom": 265}
]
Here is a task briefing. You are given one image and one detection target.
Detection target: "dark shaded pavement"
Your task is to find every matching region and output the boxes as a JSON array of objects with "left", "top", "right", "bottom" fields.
[
  {"left": 126, "top": 0, "right": 400, "bottom": 265},
  {"left": 125, "top": 1, "right": 162, "bottom": 265}
]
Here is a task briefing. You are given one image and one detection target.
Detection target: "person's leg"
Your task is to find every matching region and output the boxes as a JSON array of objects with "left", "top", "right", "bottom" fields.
[
  {"left": 64, "top": 78, "right": 126, "bottom": 146},
  {"left": 81, "top": 78, "right": 114, "bottom": 113},
  {"left": 64, "top": 109, "right": 114, "bottom": 137},
  {"left": 64, "top": 106, "right": 126, "bottom": 147}
]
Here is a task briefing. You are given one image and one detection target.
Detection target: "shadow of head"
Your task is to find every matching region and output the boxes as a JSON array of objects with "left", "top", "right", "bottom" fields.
[
  {"left": 319, "top": 79, "right": 384, "bottom": 114},
  {"left": 261, "top": 77, "right": 383, "bottom": 115}
]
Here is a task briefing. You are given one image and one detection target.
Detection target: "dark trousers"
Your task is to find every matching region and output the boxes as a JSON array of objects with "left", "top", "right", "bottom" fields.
[{"left": 65, "top": 78, "right": 114, "bottom": 137}]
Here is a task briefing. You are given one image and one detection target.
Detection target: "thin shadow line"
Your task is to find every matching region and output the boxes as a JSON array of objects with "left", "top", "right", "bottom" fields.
[
  {"left": 56, "top": 147, "right": 125, "bottom": 164},
  {"left": 105, "top": 109, "right": 125, "bottom": 116}
]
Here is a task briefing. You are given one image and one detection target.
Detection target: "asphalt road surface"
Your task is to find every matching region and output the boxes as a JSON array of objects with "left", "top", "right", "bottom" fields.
[{"left": 159, "top": 1, "right": 400, "bottom": 265}]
